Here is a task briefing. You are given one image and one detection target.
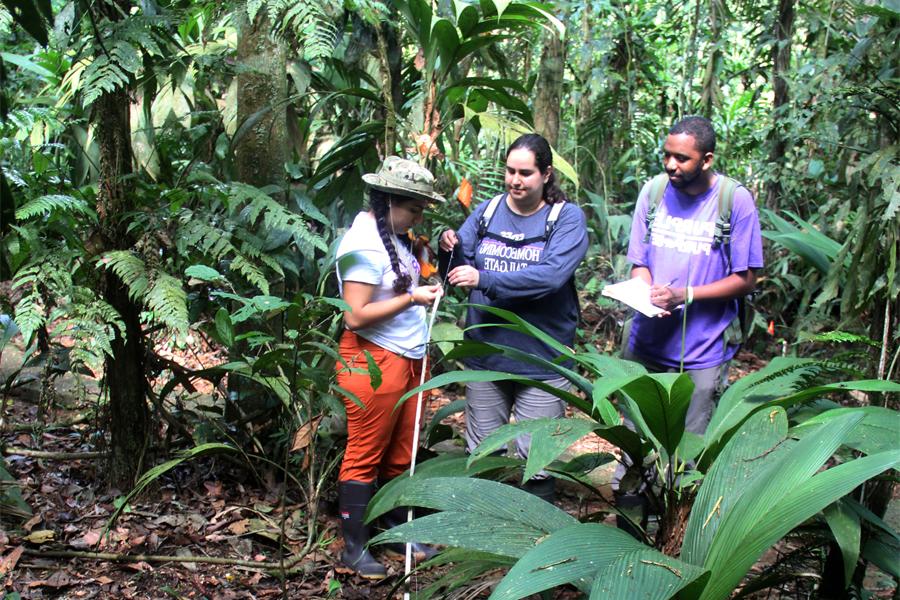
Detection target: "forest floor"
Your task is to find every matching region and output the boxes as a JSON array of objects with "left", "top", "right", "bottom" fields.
[{"left": 0, "top": 333, "right": 896, "bottom": 599}]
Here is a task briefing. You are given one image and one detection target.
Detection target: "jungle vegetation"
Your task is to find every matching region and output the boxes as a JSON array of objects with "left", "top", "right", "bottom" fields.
[{"left": 0, "top": 0, "right": 898, "bottom": 597}]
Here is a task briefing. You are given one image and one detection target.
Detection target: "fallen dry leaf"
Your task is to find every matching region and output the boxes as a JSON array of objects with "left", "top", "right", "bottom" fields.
[
  {"left": 204, "top": 480, "right": 223, "bottom": 497},
  {"left": 0, "top": 546, "right": 24, "bottom": 576},
  {"left": 290, "top": 416, "right": 322, "bottom": 452},
  {"left": 27, "top": 570, "right": 75, "bottom": 588},
  {"left": 23, "top": 530, "right": 55, "bottom": 544},
  {"left": 22, "top": 514, "right": 42, "bottom": 532},
  {"left": 227, "top": 519, "right": 250, "bottom": 535}
]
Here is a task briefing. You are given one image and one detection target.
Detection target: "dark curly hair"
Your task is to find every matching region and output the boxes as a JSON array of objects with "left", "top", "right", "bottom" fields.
[
  {"left": 369, "top": 188, "right": 414, "bottom": 294},
  {"left": 669, "top": 116, "right": 716, "bottom": 154},
  {"left": 506, "top": 133, "right": 568, "bottom": 204}
]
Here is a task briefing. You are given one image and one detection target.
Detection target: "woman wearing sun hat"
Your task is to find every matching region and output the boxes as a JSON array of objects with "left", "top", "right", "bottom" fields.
[{"left": 334, "top": 156, "right": 443, "bottom": 578}]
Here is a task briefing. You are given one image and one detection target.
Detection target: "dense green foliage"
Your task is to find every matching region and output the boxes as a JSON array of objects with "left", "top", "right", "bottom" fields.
[{"left": 0, "top": 0, "right": 897, "bottom": 596}]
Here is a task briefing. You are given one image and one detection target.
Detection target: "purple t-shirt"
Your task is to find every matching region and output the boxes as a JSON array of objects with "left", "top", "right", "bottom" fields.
[{"left": 626, "top": 174, "right": 764, "bottom": 369}]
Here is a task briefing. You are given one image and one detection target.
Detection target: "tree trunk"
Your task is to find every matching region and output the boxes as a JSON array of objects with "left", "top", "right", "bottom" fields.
[
  {"left": 698, "top": 0, "right": 726, "bottom": 118},
  {"left": 765, "top": 0, "right": 795, "bottom": 209},
  {"left": 533, "top": 28, "right": 565, "bottom": 147},
  {"left": 235, "top": 12, "right": 288, "bottom": 189},
  {"left": 230, "top": 11, "right": 289, "bottom": 419},
  {"left": 93, "top": 1, "right": 150, "bottom": 489},
  {"left": 679, "top": 0, "right": 703, "bottom": 117}
]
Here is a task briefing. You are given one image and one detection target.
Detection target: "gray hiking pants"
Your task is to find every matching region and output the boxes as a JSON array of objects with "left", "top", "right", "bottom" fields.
[{"left": 464, "top": 377, "right": 570, "bottom": 474}]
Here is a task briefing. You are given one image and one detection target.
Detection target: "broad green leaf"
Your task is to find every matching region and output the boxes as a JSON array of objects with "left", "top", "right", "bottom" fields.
[
  {"left": 443, "top": 339, "right": 590, "bottom": 401},
  {"left": 214, "top": 308, "right": 234, "bottom": 347},
  {"left": 364, "top": 350, "right": 382, "bottom": 391},
  {"left": 430, "top": 321, "right": 464, "bottom": 356},
  {"left": 430, "top": 18, "right": 460, "bottom": 78},
  {"left": 701, "top": 449, "right": 900, "bottom": 600},
  {"left": 424, "top": 399, "right": 465, "bottom": 445},
  {"left": 791, "top": 406, "right": 900, "bottom": 455},
  {"left": 468, "top": 417, "right": 596, "bottom": 482},
  {"left": 705, "top": 358, "right": 822, "bottom": 447},
  {"left": 462, "top": 303, "right": 574, "bottom": 358},
  {"left": 371, "top": 511, "right": 542, "bottom": 558},
  {"left": 398, "top": 370, "right": 583, "bottom": 408},
  {"left": 0, "top": 52, "right": 54, "bottom": 79},
  {"left": 683, "top": 407, "right": 790, "bottom": 566},
  {"left": 488, "top": 523, "right": 706, "bottom": 600},
  {"left": 622, "top": 373, "right": 693, "bottom": 454},
  {"left": 862, "top": 530, "right": 900, "bottom": 578},
  {"left": 365, "top": 476, "right": 576, "bottom": 533},
  {"left": 823, "top": 499, "right": 861, "bottom": 586},
  {"left": 697, "top": 413, "right": 893, "bottom": 600},
  {"left": 185, "top": 264, "right": 225, "bottom": 282}
]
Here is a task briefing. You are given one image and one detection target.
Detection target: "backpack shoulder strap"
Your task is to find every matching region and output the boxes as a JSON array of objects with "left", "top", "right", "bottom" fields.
[
  {"left": 477, "top": 193, "right": 506, "bottom": 239},
  {"left": 544, "top": 201, "right": 566, "bottom": 238},
  {"left": 714, "top": 175, "right": 740, "bottom": 271},
  {"left": 642, "top": 173, "right": 669, "bottom": 244}
]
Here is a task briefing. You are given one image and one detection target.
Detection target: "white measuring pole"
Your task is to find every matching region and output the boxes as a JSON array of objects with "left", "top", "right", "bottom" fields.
[{"left": 402, "top": 287, "right": 443, "bottom": 600}]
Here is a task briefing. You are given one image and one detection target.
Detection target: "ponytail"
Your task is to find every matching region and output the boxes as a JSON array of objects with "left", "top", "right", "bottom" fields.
[
  {"left": 543, "top": 170, "right": 568, "bottom": 204},
  {"left": 369, "top": 189, "right": 413, "bottom": 294}
]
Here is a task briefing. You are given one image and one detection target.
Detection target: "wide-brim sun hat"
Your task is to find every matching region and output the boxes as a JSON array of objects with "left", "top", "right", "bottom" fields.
[{"left": 362, "top": 156, "right": 446, "bottom": 203}]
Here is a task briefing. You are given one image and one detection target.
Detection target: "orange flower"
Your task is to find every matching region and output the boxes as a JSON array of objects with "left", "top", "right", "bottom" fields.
[
  {"left": 412, "top": 234, "right": 438, "bottom": 278},
  {"left": 767, "top": 320, "right": 775, "bottom": 336},
  {"left": 457, "top": 178, "right": 473, "bottom": 209}
]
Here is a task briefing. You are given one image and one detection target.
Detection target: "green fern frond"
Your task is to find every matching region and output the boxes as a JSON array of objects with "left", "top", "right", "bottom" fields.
[
  {"left": 245, "top": 0, "right": 339, "bottom": 62},
  {"left": 80, "top": 17, "right": 166, "bottom": 107},
  {"left": 813, "top": 330, "right": 881, "bottom": 348},
  {"left": 228, "top": 183, "right": 327, "bottom": 254},
  {"left": 180, "top": 220, "right": 236, "bottom": 261},
  {"left": 12, "top": 277, "right": 45, "bottom": 346},
  {"left": 47, "top": 289, "right": 125, "bottom": 368},
  {"left": 245, "top": 243, "right": 284, "bottom": 276},
  {"left": 15, "top": 195, "right": 92, "bottom": 221},
  {"left": 145, "top": 273, "right": 189, "bottom": 334},
  {"left": 231, "top": 254, "right": 270, "bottom": 295},
  {"left": 99, "top": 251, "right": 149, "bottom": 301},
  {"left": 281, "top": 1, "right": 339, "bottom": 62}
]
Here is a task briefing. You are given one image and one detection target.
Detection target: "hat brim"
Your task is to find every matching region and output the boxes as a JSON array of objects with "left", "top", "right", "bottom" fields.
[{"left": 362, "top": 173, "right": 446, "bottom": 203}]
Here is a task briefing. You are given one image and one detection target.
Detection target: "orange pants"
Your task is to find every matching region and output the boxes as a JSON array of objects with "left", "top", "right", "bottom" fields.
[{"left": 336, "top": 330, "right": 428, "bottom": 483}]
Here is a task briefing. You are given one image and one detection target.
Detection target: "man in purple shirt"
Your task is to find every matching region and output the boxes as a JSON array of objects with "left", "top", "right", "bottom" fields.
[{"left": 625, "top": 116, "right": 764, "bottom": 436}]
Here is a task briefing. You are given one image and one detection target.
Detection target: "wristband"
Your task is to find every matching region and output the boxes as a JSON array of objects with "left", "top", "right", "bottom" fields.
[
  {"left": 686, "top": 285, "right": 694, "bottom": 305},
  {"left": 408, "top": 292, "right": 416, "bottom": 305}
]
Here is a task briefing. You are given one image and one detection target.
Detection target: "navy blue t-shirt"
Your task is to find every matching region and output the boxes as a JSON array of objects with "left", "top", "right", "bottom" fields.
[{"left": 455, "top": 195, "right": 588, "bottom": 379}]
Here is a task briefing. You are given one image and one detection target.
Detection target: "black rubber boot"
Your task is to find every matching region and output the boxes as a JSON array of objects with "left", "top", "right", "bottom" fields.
[
  {"left": 614, "top": 491, "right": 648, "bottom": 541},
  {"left": 338, "top": 481, "right": 387, "bottom": 579},
  {"left": 521, "top": 477, "right": 556, "bottom": 504},
  {"left": 380, "top": 507, "right": 440, "bottom": 561}
]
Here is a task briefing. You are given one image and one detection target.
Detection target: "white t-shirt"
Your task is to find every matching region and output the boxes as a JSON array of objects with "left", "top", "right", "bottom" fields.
[{"left": 336, "top": 212, "right": 427, "bottom": 358}]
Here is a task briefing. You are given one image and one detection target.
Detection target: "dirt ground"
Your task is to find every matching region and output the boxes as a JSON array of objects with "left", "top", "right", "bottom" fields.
[{"left": 1, "top": 336, "right": 896, "bottom": 599}]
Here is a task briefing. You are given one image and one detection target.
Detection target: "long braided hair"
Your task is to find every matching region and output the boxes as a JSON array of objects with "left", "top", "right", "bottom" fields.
[
  {"left": 506, "top": 133, "right": 568, "bottom": 204},
  {"left": 369, "top": 188, "right": 413, "bottom": 294}
]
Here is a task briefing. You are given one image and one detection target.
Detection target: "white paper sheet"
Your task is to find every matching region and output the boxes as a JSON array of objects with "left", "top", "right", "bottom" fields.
[{"left": 601, "top": 277, "right": 667, "bottom": 318}]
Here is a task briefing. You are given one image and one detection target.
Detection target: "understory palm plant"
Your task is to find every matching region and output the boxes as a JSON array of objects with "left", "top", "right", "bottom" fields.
[{"left": 364, "top": 307, "right": 900, "bottom": 599}]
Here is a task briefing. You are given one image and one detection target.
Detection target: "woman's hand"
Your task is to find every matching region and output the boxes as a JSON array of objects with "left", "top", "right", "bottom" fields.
[
  {"left": 439, "top": 229, "right": 458, "bottom": 252},
  {"left": 448, "top": 265, "right": 479, "bottom": 289},
  {"left": 411, "top": 284, "right": 442, "bottom": 306}
]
